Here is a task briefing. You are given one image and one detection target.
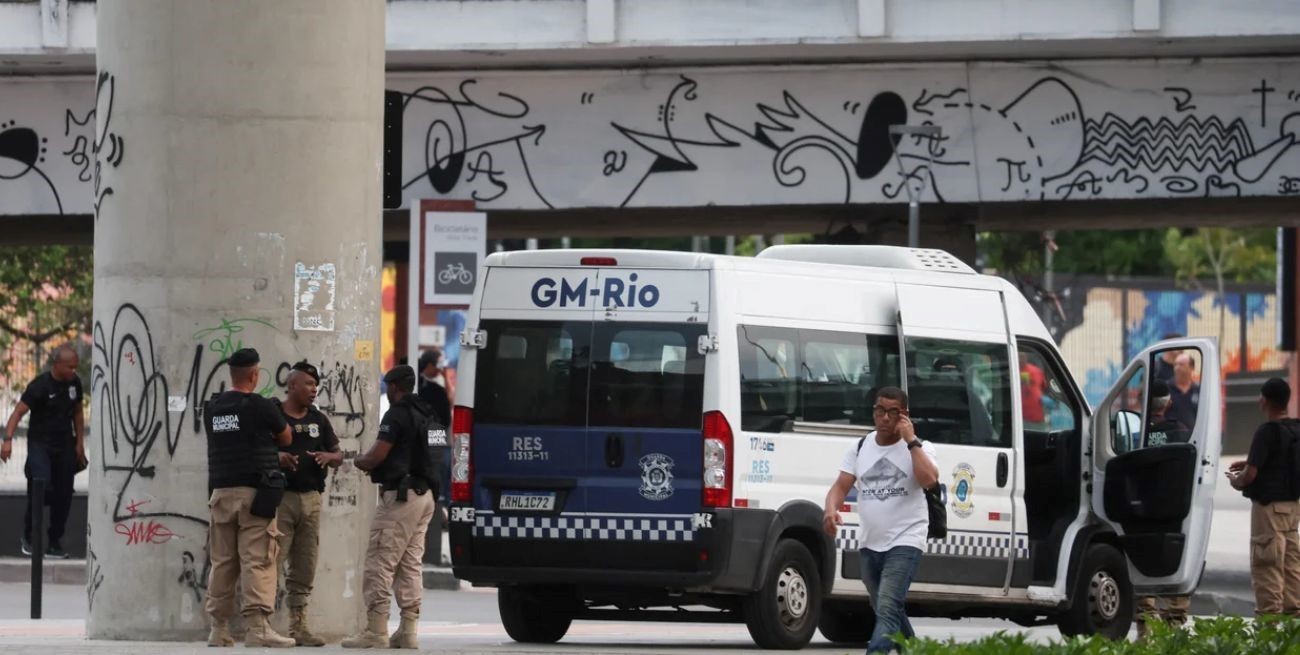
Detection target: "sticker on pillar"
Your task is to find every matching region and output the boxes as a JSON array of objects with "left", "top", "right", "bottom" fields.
[
  {"left": 294, "top": 262, "right": 337, "bottom": 332},
  {"left": 354, "top": 340, "right": 374, "bottom": 361}
]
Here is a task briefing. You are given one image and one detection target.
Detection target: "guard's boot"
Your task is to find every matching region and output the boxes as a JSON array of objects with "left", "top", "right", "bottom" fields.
[
  {"left": 341, "top": 611, "right": 389, "bottom": 649},
  {"left": 290, "top": 606, "right": 327, "bottom": 647},
  {"left": 243, "top": 612, "right": 296, "bottom": 648},
  {"left": 389, "top": 609, "right": 419, "bottom": 649},
  {"left": 207, "top": 620, "right": 235, "bottom": 647}
]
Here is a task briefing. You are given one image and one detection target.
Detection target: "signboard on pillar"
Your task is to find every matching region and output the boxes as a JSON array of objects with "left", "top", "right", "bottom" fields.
[{"left": 408, "top": 199, "right": 482, "bottom": 396}]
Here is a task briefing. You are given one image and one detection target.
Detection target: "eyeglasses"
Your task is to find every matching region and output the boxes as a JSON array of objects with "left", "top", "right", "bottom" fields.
[{"left": 871, "top": 406, "right": 902, "bottom": 419}]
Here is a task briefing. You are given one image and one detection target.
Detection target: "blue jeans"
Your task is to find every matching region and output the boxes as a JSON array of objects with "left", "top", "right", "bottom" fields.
[{"left": 860, "top": 546, "right": 923, "bottom": 654}]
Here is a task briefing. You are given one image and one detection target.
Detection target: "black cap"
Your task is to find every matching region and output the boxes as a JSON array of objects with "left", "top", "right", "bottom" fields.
[
  {"left": 292, "top": 361, "right": 320, "bottom": 383},
  {"left": 1149, "top": 379, "right": 1171, "bottom": 403},
  {"left": 383, "top": 365, "right": 416, "bottom": 385},
  {"left": 1262, "top": 377, "right": 1291, "bottom": 408},
  {"left": 228, "top": 348, "right": 260, "bottom": 368}
]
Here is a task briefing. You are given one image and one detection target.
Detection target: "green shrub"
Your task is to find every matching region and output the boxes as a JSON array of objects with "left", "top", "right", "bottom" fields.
[{"left": 894, "top": 617, "right": 1300, "bottom": 655}]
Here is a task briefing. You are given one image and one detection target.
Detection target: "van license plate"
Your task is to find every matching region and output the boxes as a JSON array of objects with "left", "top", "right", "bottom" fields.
[{"left": 499, "top": 492, "right": 556, "bottom": 512}]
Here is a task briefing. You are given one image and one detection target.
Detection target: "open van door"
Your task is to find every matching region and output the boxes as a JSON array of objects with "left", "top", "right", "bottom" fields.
[{"left": 1089, "top": 337, "right": 1221, "bottom": 594}]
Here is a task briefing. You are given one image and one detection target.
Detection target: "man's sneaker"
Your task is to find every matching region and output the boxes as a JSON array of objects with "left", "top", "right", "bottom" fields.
[
  {"left": 45, "top": 543, "right": 69, "bottom": 559},
  {"left": 19, "top": 537, "right": 31, "bottom": 557}
]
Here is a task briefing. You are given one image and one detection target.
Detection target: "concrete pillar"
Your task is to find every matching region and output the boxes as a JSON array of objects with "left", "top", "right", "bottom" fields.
[{"left": 88, "top": 0, "right": 384, "bottom": 641}]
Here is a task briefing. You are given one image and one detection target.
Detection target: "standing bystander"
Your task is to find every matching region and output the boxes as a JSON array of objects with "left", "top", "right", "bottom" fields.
[
  {"left": 2, "top": 345, "right": 85, "bottom": 559},
  {"left": 1227, "top": 378, "right": 1300, "bottom": 616}
]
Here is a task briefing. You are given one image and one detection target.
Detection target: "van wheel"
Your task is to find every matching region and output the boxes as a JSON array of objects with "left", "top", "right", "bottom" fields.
[
  {"left": 744, "top": 539, "right": 822, "bottom": 650},
  {"left": 1057, "top": 544, "right": 1133, "bottom": 640},
  {"left": 498, "top": 585, "right": 573, "bottom": 644},
  {"left": 817, "top": 604, "right": 874, "bottom": 644}
]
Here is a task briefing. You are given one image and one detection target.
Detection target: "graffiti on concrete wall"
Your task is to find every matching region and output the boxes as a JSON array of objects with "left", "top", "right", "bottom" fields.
[
  {"left": 5, "top": 60, "right": 1298, "bottom": 215},
  {"left": 1052, "top": 282, "right": 1286, "bottom": 407},
  {"left": 390, "top": 59, "right": 1300, "bottom": 209}
]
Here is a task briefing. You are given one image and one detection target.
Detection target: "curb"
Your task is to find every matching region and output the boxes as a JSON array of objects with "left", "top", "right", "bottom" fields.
[
  {"left": 0, "top": 558, "right": 84, "bottom": 585},
  {"left": 0, "top": 558, "right": 464, "bottom": 592}
]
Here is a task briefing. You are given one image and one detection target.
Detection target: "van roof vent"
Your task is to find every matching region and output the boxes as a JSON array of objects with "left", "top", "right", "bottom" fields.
[{"left": 756, "top": 245, "right": 976, "bottom": 275}]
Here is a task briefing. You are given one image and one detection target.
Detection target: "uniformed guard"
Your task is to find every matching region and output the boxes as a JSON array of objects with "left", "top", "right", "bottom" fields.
[
  {"left": 342, "top": 365, "right": 440, "bottom": 649},
  {"left": 204, "top": 348, "right": 296, "bottom": 648},
  {"left": 273, "top": 361, "right": 342, "bottom": 647}
]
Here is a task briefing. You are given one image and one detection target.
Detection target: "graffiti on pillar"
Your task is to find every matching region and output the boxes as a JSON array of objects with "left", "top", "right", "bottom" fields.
[
  {"left": 114, "top": 498, "right": 179, "bottom": 546},
  {"left": 274, "top": 360, "right": 369, "bottom": 438},
  {"left": 92, "top": 303, "right": 209, "bottom": 530},
  {"left": 92, "top": 71, "right": 124, "bottom": 219},
  {"left": 86, "top": 525, "right": 105, "bottom": 611}
]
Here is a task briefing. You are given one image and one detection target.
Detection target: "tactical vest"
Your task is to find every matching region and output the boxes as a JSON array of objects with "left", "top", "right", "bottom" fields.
[
  {"left": 371, "top": 397, "right": 439, "bottom": 488},
  {"left": 206, "top": 392, "right": 281, "bottom": 489}
]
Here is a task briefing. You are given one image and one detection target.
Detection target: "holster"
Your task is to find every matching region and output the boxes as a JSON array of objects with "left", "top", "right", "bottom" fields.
[
  {"left": 250, "top": 470, "right": 287, "bottom": 518},
  {"left": 395, "top": 476, "right": 411, "bottom": 502}
]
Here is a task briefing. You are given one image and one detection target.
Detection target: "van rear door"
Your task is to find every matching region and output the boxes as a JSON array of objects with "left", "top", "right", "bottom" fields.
[
  {"left": 585, "top": 267, "right": 709, "bottom": 518},
  {"left": 473, "top": 267, "right": 600, "bottom": 523},
  {"left": 1089, "top": 337, "right": 1221, "bottom": 594}
]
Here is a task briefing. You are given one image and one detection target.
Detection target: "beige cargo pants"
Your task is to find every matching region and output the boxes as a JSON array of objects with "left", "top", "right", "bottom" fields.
[
  {"left": 276, "top": 490, "right": 322, "bottom": 610},
  {"left": 362, "top": 490, "right": 435, "bottom": 615},
  {"left": 205, "top": 487, "right": 282, "bottom": 620},
  {"left": 1250, "top": 499, "right": 1300, "bottom": 616}
]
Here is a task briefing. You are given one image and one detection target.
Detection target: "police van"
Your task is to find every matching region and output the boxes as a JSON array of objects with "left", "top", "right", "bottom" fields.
[{"left": 448, "top": 246, "right": 1220, "bottom": 649}]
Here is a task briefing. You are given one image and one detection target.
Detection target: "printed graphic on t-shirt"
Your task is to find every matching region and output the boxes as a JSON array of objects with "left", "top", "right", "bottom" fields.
[{"left": 858, "top": 458, "right": 909, "bottom": 501}]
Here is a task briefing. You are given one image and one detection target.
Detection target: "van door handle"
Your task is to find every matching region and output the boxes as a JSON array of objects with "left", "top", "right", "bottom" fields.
[
  {"left": 997, "top": 452, "right": 1009, "bottom": 488},
  {"left": 605, "top": 433, "right": 624, "bottom": 468}
]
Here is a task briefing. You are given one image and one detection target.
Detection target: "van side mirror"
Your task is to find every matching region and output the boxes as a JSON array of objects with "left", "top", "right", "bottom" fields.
[{"left": 1112, "top": 409, "right": 1142, "bottom": 453}]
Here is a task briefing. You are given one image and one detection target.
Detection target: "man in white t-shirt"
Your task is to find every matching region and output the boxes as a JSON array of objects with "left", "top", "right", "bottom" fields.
[{"left": 823, "top": 387, "right": 939, "bottom": 654}]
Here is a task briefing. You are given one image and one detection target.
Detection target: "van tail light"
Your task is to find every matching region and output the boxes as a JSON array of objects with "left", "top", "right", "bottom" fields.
[
  {"left": 451, "top": 406, "right": 473, "bottom": 504},
  {"left": 702, "top": 411, "right": 733, "bottom": 508}
]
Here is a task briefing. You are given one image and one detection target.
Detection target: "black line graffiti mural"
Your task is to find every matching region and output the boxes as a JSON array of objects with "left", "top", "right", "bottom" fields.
[
  {"left": 92, "top": 71, "right": 123, "bottom": 219},
  {"left": 389, "top": 64, "right": 1300, "bottom": 208},
  {"left": 0, "top": 118, "right": 63, "bottom": 214}
]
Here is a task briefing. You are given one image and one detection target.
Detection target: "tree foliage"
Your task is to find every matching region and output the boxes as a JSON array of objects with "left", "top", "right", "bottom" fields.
[{"left": 0, "top": 246, "right": 94, "bottom": 387}]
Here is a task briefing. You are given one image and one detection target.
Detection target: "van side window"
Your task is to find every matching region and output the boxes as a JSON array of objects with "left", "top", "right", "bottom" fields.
[
  {"left": 738, "top": 325, "right": 898, "bottom": 432},
  {"left": 905, "top": 338, "right": 1012, "bottom": 448},
  {"left": 800, "top": 330, "right": 899, "bottom": 425},
  {"left": 738, "top": 326, "right": 798, "bottom": 432},
  {"left": 1017, "top": 345, "right": 1078, "bottom": 434}
]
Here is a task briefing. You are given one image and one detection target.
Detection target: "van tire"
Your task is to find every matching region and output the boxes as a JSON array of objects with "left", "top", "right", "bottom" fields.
[
  {"left": 744, "top": 539, "right": 822, "bottom": 650},
  {"left": 817, "top": 604, "right": 874, "bottom": 644},
  {"left": 498, "top": 585, "right": 573, "bottom": 644},
  {"left": 1057, "top": 544, "right": 1133, "bottom": 640}
]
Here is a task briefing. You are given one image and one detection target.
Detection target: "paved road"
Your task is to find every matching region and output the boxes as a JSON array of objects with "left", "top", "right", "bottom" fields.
[{"left": 0, "top": 583, "right": 1122, "bottom": 653}]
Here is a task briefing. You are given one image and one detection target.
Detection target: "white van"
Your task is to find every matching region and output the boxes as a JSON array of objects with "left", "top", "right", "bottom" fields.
[{"left": 447, "top": 246, "right": 1220, "bottom": 649}]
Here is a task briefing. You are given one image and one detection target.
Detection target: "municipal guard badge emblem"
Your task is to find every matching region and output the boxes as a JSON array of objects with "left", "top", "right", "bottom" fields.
[
  {"left": 69, "top": 386, "right": 77, "bottom": 400},
  {"left": 308, "top": 424, "right": 320, "bottom": 439},
  {"left": 951, "top": 463, "right": 976, "bottom": 519},
  {"left": 639, "top": 453, "right": 675, "bottom": 501}
]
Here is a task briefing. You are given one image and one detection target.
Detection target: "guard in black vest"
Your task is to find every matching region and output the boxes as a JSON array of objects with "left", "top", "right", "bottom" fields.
[
  {"left": 342, "top": 365, "right": 440, "bottom": 650},
  {"left": 204, "top": 348, "right": 295, "bottom": 648},
  {"left": 273, "top": 361, "right": 342, "bottom": 646}
]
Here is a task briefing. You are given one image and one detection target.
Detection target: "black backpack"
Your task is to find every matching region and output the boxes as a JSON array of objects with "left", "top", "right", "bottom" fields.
[{"left": 857, "top": 437, "right": 947, "bottom": 540}]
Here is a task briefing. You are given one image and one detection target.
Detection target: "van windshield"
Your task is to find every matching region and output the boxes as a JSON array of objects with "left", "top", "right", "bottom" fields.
[{"left": 475, "top": 320, "right": 706, "bottom": 429}]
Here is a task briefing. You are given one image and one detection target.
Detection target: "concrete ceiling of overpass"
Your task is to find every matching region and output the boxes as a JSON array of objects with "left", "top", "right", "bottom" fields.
[
  {"left": 5, "top": 35, "right": 1300, "bottom": 76},
  {"left": 6, "top": 197, "right": 1299, "bottom": 247}
]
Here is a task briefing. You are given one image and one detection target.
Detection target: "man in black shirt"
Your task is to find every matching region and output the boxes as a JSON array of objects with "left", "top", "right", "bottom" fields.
[
  {"left": 1144, "top": 380, "right": 1191, "bottom": 448},
  {"left": 203, "top": 348, "right": 295, "bottom": 648},
  {"left": 343, "top": 365, "right": 438, "bottom": 650},
  {"left": 1228, "top": 377, "right": 1300, "bottom": 616},
  {"left": 273, "top": 361, "right": 341, "bottom": 647},
  {"left": 2, "top": 346, "right": 85, "bottom": 559},
  {"left": 417, "top": 349, "right": 451, "bottom": 426}
]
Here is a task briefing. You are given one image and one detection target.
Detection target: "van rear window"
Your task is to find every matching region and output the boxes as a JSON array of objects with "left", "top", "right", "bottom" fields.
[{"left": 475, "top": 320, "right": 705, "bottom": 430}]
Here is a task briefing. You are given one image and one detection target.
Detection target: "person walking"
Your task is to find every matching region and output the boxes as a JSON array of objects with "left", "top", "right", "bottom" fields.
[
  {"left": 203, "top": 348, "right": 296, "bottom": 648},
  {"left": 823, "top": 386, "right": 939, "bottom": 654},
  {"left": 273, "top": 361, "right": 342, "bottom": 646},
  {"left": 2, "top": 345, "right": 85, "bottom": 559},
  {"left": 342, "top": 365, "right": 440, "bottom": 649},
  {"left": 1228, "top": 377, "right": 1300, "bottom": 617}
]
